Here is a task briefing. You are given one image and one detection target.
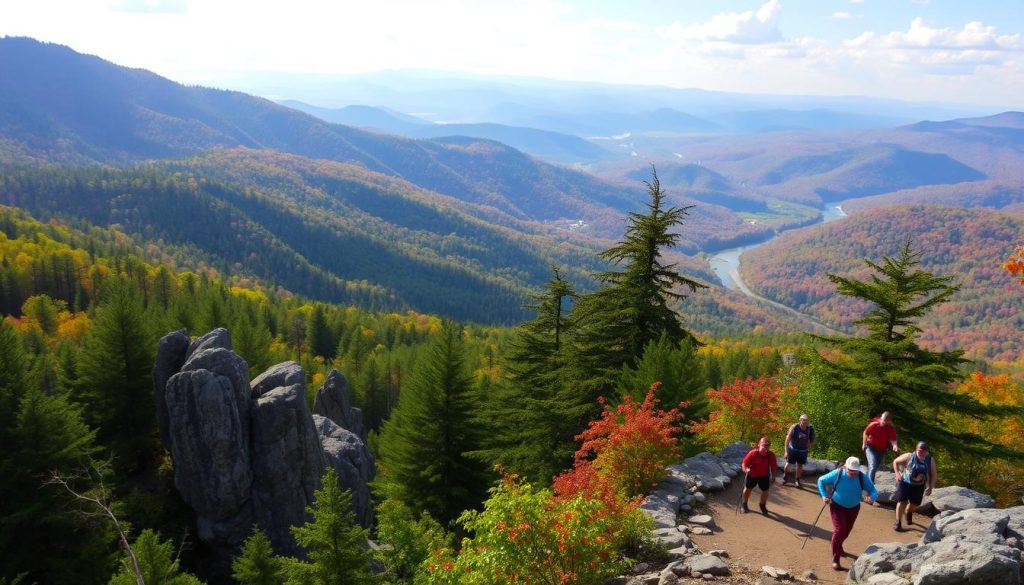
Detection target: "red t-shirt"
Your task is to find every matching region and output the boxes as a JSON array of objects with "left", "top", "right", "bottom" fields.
[
  {"left": 864, "top": 419, "right": 897, "bottom": 450},
  {"left": 742, "top": 448, "right": 777, "bottom": 478}
]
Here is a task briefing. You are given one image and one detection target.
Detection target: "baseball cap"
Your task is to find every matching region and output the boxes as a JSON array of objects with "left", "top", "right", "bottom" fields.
[
  {"left": 799, "top": 414, "right": 809, "bottom": 420},
  {"left": 845, "top": 456, "right": 860, "bottom": 469}
]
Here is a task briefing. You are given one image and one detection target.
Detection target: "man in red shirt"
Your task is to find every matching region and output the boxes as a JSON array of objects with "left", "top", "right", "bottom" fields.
[
  {"left": 862, "top": 411, "right": 899, "bottom": 484},
  {"left": 741, "top": 437, "right": 778, "bottom": 515}
]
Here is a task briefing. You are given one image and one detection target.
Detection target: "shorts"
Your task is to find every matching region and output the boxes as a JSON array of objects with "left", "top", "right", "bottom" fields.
[
  {"left": 894, "top": 481, "right": 926, "bottom": 505},
  {"left": 745, "top": 475, "right": 771, "bottom": 491},
  {"left": 787, "top": 447, "right": 808, "bottom": 465}
]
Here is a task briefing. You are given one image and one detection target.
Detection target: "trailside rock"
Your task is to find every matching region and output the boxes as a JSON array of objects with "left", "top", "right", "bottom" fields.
[
  {"left": 917, "top": 486, "right": 995, "bottom": 514},
  {"left": 669, "top": 453, "right": 732, "bottom": 492},
  {"left": 250, "top": 382, "right": 326, "bottom": 555},
  {"left": 682, "top": 554, "right": 730, "bottom": 577},
  {"left": 313, "top": 369, "right": 367, "bottom": 441},
  {"left": 153, "top": 329, "right": 189, "bottom": 450},
  {"left": 185, "top": 327, "right": 232, "bottom": 361},
  {"left": 315, "top": 415, "right": 375, "bottom": 528}
]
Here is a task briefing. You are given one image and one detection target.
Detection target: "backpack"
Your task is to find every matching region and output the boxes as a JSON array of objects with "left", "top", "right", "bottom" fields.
[{"left": 833, "top": 467, "right": 865, "bottom": 492}]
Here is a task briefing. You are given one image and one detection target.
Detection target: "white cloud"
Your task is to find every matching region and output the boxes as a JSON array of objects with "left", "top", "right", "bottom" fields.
[
  {"left": 661, "top": 0, "right": 783, "bottom": 45},
  {"left": 111, "top": 0, "right": 186, "bottom": 13},
  {"left": 847, "top": 17, "right": 1021, "bottom": 50},
  {"left": 849, "top": 0, "right": 864, "bottom": 4},
  {"left": 833, "top": 11, "right": 853, "bottom": 20}
]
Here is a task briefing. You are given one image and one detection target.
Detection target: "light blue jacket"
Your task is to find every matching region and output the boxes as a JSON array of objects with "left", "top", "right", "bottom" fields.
[{"left": 817, "top": 466, "right": 878, "bottom": 508}]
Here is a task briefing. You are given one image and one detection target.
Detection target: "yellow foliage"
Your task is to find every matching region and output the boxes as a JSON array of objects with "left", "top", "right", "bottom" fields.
[{"left": 229, "top": 286, "right": 268, "bottom": 304}]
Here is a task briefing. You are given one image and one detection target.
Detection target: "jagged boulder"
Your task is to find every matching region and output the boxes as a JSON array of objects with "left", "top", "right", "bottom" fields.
[
  {"left": 917, "top": 486, "right": 995, "bottom": 515},
  {"left": 250, "top": 382, "right": 326, "bottom": 555},
  {"left": 668, "top": 453, "right": 733, "bottom": 491},
  {"left": 315, "top": 415, "right": 375, "bottom": 527},
  {"left": 313, "top": 369, "right": 367, "bottom": 441},
  {"left": 849, "top": 506, "right": 1024, "bottom": 584},
  {"left": 153, "top": 328, "right": 189, "bottom": 450},
  {"left": 251, "top": 361, "right": 304, "bottom": 398}
]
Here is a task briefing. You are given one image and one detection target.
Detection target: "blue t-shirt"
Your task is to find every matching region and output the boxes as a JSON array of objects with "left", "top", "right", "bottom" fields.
[{"left": 817, "top": 467, "right": 879, "bottom": 508}]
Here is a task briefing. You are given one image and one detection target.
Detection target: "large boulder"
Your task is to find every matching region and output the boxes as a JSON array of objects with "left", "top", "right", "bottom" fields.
[
  {"left": 917, "top": 486, "right": 995, "bottom": 515},
  {"left": 313, "top": 370, "right": 367, "bottom": 441},
  {"left": 850, "top": 506, "right": 1024, "bottom": 584},
  {"left": 668, "top": 453, "right": 733, "bottom": 492},
  {"left": 315, "top": 415, "right": 375, "bottom": 527},
  {"left": 251, "top": 361, "right": 304, "bottom": 398},
  {"left": 153, "top": 329, "right": 189, "bottom": 450},
  {"left": 250, "top": 382, "right": 326, "bottom": 555}
]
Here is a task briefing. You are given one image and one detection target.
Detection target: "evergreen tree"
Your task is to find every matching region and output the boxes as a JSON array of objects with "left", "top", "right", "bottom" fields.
[
  {"left": 0, "top": 320, "right": 29, "bottom": 434},
  {"left": 76, "top": 277, "right": 158, "bottom": 474},
  {"left": 572, "top": 167, "right": 705, "bottom": 394},
  {"left": 233, "top": 529, "right": 284, "bottom": 585},
  {"left": 285, "top": 468, "right": 374, "bottom": 585},
  {"left": 807, "top": 239, "right": 1023, "bottom": 458},
  {"left": 234, "top": 311, "right": 272, "bottom": 378},
  {"left": 376, "top": 320, "right": 489, "bottom": 527},
  {"left": 107, "top": 529, "right": 203, "bottom": 585},
  {"left": 476, "top": 268, "right": 578, "bottom": 485},
  {"left": 307, "top": 304, "right": 334, "bottom": 360},
  {"left": 617, "top": 333, "right": 707, "bottom": 418}
]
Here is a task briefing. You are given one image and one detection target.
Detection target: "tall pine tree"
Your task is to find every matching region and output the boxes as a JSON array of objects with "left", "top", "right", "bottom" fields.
[
  {"left": 476, "top": 268, "right": 578, "bottom": 485},
  {"left": 375, "top": 319, "right": 489, "bottom": 527},
  {"left": 76, "top": 276, "right": 158, "bottom": 475},
  {"left": 572, "top": 167, "right": 705, "bottom": 395},
  {"left": 807, "top": 239, "right": 1023, "bottom": 458}
]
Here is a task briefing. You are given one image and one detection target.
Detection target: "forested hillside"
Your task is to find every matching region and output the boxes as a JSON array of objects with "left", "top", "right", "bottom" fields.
[{"left": 740, "top": 205, "right": 1024, "bottom": 362}]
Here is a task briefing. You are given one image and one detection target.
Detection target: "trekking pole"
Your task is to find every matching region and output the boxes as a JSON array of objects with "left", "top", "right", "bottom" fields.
[{"left": 801, "top": 499, "right": 828, "bottom": 549}]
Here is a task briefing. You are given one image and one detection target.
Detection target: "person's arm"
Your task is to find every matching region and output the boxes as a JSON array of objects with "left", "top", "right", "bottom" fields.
[
  {"left": 741, "top": 451, "right": 751, "bottom": 474},
  {"left": 862, "top": 423, "right": 872, "bottom": 450},
  {"left": 863, "top": 473, "right": 879, "bottom": 504},
  {"left": 785, "top": 425, "right": 795, "bottom": 448},
  {"left": 890, "top": 427, "right": 899, "bottom": 452},
  {"left": 808, "top": 427, "right": 816, "bottom": 449},
  {"left": 817, "top": 470, "right": 833, "bottom": 502},
  {"left": 892, "top": 452, "right": 908, "bottom": 475}
]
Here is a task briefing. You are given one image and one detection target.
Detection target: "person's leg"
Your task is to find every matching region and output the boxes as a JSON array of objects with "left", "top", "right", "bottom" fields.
[
  {"left": 758, "top": 476, "right": 770, "bottom": 514},
  {"left": 894, "top": 500, "right": 907, "bottom": 531},
  {"left": 795, "top": 451, "right": 806, "bottom": 486},
  {"left": 840, "top": 504, "right": 861, "bottom": 555},
  {"left": 829, "top": 503, "right": 845, "bottom": 567},
  {"left": 865, "top": 445, "right": 881, "bottom": 484}
]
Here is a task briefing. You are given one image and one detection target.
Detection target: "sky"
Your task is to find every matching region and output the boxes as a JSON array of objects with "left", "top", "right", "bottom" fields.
[{"left": 2, "top": 0, "right": 1023, "bottom": 108}]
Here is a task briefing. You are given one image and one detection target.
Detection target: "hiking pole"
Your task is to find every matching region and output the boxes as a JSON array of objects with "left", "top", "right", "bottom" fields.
[
  {"left": 735, "top": 472, "right": 748, "bottom": 515},
  {"left": 801, "top": 499, "right": 828, "bottom": 549}
]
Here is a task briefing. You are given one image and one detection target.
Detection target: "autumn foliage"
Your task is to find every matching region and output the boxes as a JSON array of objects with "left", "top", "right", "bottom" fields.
[
  {"left": 1005, "top": 246, "right": 1024, "bottom": 285},
  {"left": 690, "top": 375, "right": 794, "bottom": 450},
  {"left": 554, "top": 383, "right": 686, "bottom": 501}
]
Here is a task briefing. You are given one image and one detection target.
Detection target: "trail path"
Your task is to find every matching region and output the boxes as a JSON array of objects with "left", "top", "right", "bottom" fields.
[{"left": 689, "top": 477, "right": 923, "bottom": 583}]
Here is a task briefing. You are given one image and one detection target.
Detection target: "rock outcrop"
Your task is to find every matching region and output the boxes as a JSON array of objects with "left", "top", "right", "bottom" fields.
[
  {"left": 313, "top": 369, "right": 367, "bottom": 442},
  {"left": 155, "top": 328, "right": 375, "bottom": 567},
  {"left": 849, "top": 506, "right": 1024, "bottom": 584}
]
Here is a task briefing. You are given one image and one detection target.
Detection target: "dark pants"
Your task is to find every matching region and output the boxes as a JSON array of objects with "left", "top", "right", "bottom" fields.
[{"left": 829, "top": 502, "right": 861, "bottom": 559}]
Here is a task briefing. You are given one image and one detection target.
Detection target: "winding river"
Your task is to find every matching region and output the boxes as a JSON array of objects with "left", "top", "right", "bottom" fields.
[{"left": 710, "top": 204, "right": 847, "bottom": 291}]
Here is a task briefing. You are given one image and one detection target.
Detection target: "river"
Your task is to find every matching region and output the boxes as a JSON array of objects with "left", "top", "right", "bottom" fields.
[{"left": 710, "top": 204, "right": 847, "bottom": 291}]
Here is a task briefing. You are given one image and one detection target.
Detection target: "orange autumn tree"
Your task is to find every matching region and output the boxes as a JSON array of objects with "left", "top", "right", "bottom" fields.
[
  {"left": 1005, "top": 246, "right": 1024, "bottom": 285},
  {"left": 690, "top": 375, "right": 794, "bottom": 451},
  {"left": 942, "top": 371, "right": 1024, "bottom": 506}
]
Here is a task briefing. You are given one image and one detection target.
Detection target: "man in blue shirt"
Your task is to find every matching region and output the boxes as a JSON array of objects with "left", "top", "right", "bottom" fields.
[{"left": 817, "top": 456, "right": 879, "bottom": 571}]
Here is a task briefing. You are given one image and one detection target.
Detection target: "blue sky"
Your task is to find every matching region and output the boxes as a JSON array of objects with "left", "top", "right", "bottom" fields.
[{"left": 2, "top": 0, "right": 1022, "bottom": 107}]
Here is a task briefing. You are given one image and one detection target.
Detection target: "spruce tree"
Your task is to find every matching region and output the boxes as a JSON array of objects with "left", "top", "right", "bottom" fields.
[
  {"left": 572, "top": 167, "right": 705, "bottom": 395},
  {"left": 76, "top": 277, "right": 158, "bottom": 474},
  {"left": 233, "top": 529, "right": 284, "bottom": 585},
  {"left": 376, "top": 319, "right": 489, "bottom": 527},
  {"left": 285, "top": 468, "right": 374, "bottom": 585},
  {"left": 107, "top": 529, "right": 203, "bottom": 585},
  {"left": 617, "top": 333, "right": 707, "bottom": 418},
  {"left": 476, "top": 268, "right": 578, "bottom": 485},
  {"left": 306, "top": 304, "right": 334, "bottom": 361},
  {"left": 808, "top": 239, "right": 1023, "bottom": 458}
]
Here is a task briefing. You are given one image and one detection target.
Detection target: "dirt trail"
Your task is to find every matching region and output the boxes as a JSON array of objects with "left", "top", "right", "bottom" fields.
[{"left": 689, "top": 477, "right": 924, "bottom": 583}]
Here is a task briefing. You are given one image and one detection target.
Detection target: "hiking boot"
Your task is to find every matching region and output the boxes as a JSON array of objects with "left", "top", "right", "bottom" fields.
[
  {"left": 760, "top": 504, "right": 768, "bottom": 516},
  {"left": 832, "top": 557, "right": 842, "bottom": 571},
  {"left": 906, "top": 511, "right": 913, "bottom": 525},
  {"left": 742, "top": 502, "right": 749, "bottom": 514},
  {"left": 795, "top": 479, "right": 802, "bottom": 488},
  {"left": 893, "top": 522, "right": 903, "bottom": 532}
]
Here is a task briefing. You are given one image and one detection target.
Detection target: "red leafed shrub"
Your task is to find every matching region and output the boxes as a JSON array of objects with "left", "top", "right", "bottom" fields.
[{"left": 689, "top": 375, "right": 794, "bottom": 450}]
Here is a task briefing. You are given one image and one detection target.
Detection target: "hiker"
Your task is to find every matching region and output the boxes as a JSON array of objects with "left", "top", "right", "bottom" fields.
[
  {"left": 782, "top": 414, "right": 815, "bottom": 487},
  {"left": 892, "top": 441, "right": 938, "bottom": 531},
  {"left": 817, "top": 456, "right": 878, "bottom": 571},
  {"left": 741, "top": 437, "right": 778, "bottom": 516},
  {"left": 862, "top": 411, "right": 899, "bottom": 483}
]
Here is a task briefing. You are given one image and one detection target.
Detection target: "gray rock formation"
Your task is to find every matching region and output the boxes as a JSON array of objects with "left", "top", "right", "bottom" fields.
[
  {"left": 849, "top": 506, "right": 1024, "bottom": 584},
  {"left": 315, "top": 415, "right": 375, "bottom": 527},
  {"left": 153, "top": 329, "right": 189, "bottom": 450},
  {"left": 156, "top": 328, "right": 375, "bottom": 565},
  {"left": 917, "top": 486, "right": 995, "bottom": 514},
  {"left": 313, "top": 369, "right": 367, "bottom": 441}
]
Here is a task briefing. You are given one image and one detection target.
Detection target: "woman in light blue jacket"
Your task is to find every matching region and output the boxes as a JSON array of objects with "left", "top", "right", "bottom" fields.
[{"left": 817, "top": 456, "right": 879, "bottom": 571}]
